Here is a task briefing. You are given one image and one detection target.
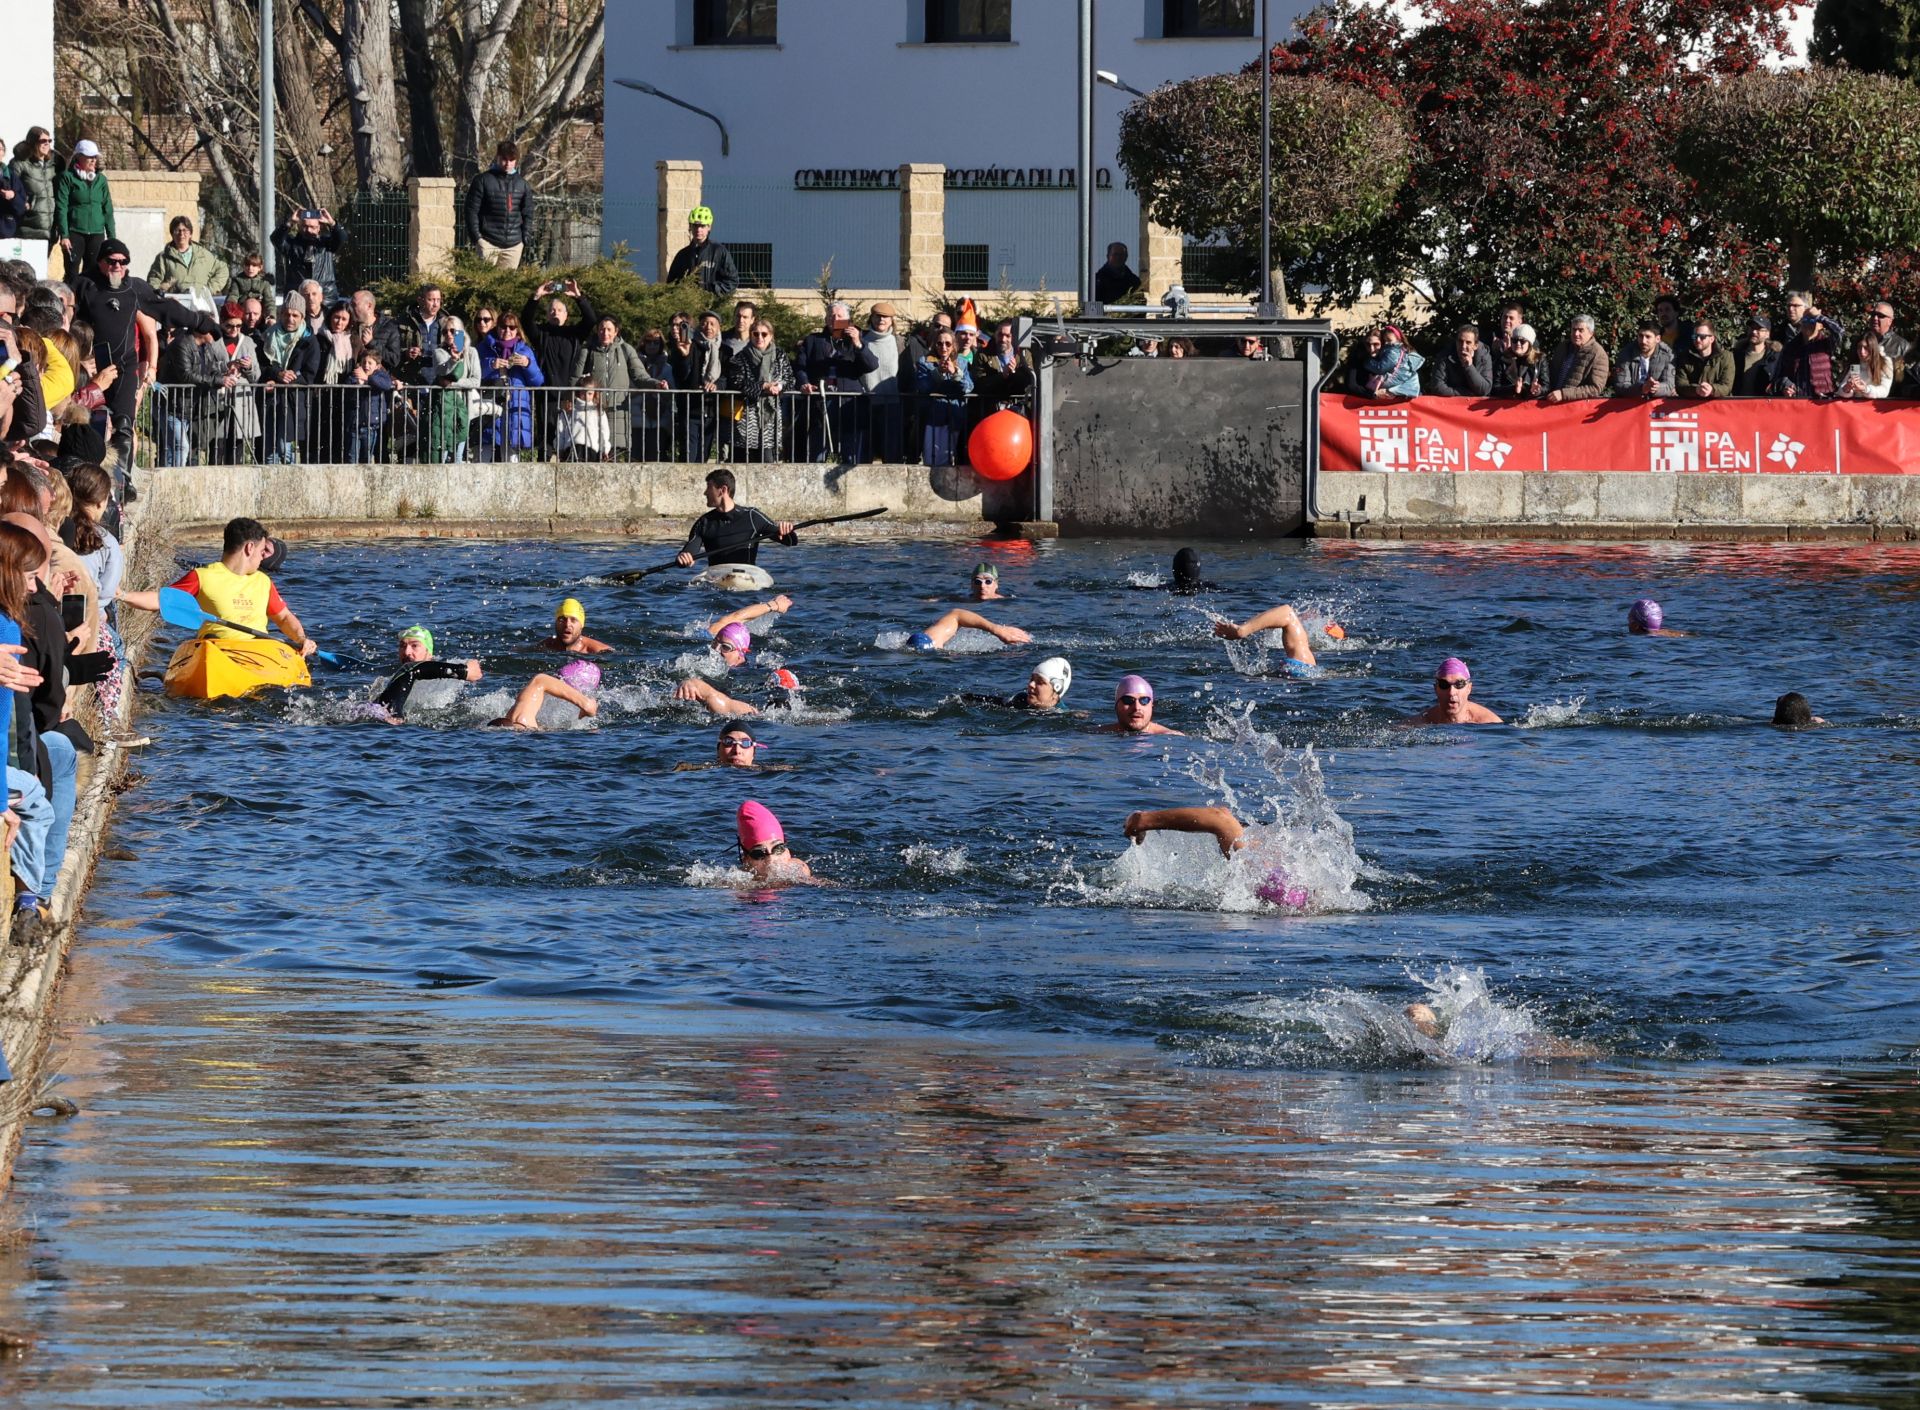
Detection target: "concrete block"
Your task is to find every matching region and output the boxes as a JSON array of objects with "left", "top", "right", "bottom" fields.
[
  {"left": 1452, "top": 472, "right": 1524, "bottom": 522},
  {"left": 1594, "top": 472, "right": 1678, "bottom": 522},
  {"left": 258, "top": 463, "right": 372, "bottom": 522},
  {"left": 1521, "top": 472, "right": 1600, "bottom": 522},
  {"left": 1741, "top": 474, "right": 1847, "bottom": 524},
  {"left": 1313, "top": 471, "right": 1371, "bottom": 517},
  {"left": 1383, "top": 472, "right": 1456, "bottom": 522},
  {"left": 1847, "top": 476, "right": 1920, "bottom": 525},
  {"left": 1674, "top": 473, "right": 1743, "bottom": 522}
]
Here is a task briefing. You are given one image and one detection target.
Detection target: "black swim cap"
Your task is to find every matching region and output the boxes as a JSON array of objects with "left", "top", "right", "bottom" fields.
[
  {"left": 1172, "top": 548, "right": 1202, "bottom": 584},
  {"left": 260, "top": 536, "right": 288, "bottom": 575}
]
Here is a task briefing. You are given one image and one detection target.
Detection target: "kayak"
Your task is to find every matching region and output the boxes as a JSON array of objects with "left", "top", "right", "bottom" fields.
[
  {"left": 698, "top": 563, "right": 774, "bottom": 592},
  {"left": 164, "top": 636, "right": 313, "bottom": 699}
]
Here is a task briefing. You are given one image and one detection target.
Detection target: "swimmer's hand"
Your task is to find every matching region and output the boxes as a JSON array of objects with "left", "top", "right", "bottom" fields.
[
  {"left": 1211, "top": 620, "right": 1247, "bottom": 641},
  {"left": 579, "top": 697, "right": 599, "bottom": 718},
  {"left": 989, "top": 623, "right": 1031, "bottom": 645},
  {"left": 1123, "top": 811, "right": 1150, "bottom": 845},
  {"left": 464, "top": 659, "right": 483, "bottom": 682}
]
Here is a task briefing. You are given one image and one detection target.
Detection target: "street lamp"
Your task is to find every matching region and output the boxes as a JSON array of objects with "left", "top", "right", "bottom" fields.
[
  {"left": 1095, "top": 70, "right": 1147, "bottom": 99},
  {"left": 614, "top": 79, "right": 731, "bottom": 157},
  {"left": 260, "top": 0, "right": 275, "bottom": 277},
  {"left": 1257, "top": 0, "right": 1276, "bottom": 319}
]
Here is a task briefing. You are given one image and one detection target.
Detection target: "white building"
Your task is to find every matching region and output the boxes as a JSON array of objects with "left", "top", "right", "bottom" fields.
[
  {"left": 604, "top": 1, "right": 1309, "bottom": 292},
  {"left": 1, "top": 0, "right": 56, "bottom": 275}
]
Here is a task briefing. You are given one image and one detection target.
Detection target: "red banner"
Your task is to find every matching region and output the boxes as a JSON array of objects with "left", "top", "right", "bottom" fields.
[{"left": 1320, "top": 393, "right": 1920, "bottom": 474}]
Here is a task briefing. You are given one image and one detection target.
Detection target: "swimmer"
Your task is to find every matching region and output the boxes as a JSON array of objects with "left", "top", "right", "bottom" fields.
[
  {"left": 1627, "top": 599, "right": 1688, "bottom": 637},
  {"left": 1169, "top": 548, "right": 1218, "bottom": 595},
  {"left": 1403, "top": 658, "right": 1502, "bottom": 725},
  {"left": 906, "top": 608, "right": 1031, "bottom": 651},
  {"left": 969, "top": 562, "right": 1008, "bottom": 601},
  {"left": 736, "top": 799, "right": 814, "bottom": 882},
  {"left": 1772, "top": 691, "right": 1826, "bottom": 728},
  {"left": 963, "top": 656, "right": 1071, "bottom": 710},
  {"left": 1211, "top": 602, "right": 1318, "bottom": 671},
  {"left": 370, "top": 626, "right": 482, "bottom": 722},
  {"left": 1100, "top": 674, "right": 1184, "bottom": 736},
  {"left": 707, "top": 594, "right": 792, "bottom": 643},
  {"left": 1121, "top": 805, "right": 1308, "bottom": 909},
  {"left": 674, "top": 722, "right": 794, "bottom": 772},
  {"left": 1402, "top": 997, "right": 1597, "bottom": 1059},
  {"left": 488, "top": 658, "right": 600, "bottom": 730},
  {"left": 675, "top": 666, "right": 802, "bottom": 718},
  {"left": 540, "top": 597, "right": 613, "bottom": 654}
]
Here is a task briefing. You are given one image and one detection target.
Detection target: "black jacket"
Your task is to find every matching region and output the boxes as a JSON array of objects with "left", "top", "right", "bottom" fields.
[
  {"left": 72, "top": 273, "right": 215, "bottom": 419},
  {"left": 794, "top": 329, "right": 878, "bottom": 389},
  {"left": 522, "top": 292, "right": 598, "bottom": 392},
  {"left": 1429, "top": 344, "right": 1495, "bottom": 397},
  {"left": 466, "top": 165, "right": 533, "bottom": 247},
  {"left": 666, "top": 239, "right": 739, "bottom": 299},
  {"left": 1731, "top": 340, "right": 1778, "bottom": 397},
  {"left": 271, "top": 223, "right": 346, "bottom": 299}
]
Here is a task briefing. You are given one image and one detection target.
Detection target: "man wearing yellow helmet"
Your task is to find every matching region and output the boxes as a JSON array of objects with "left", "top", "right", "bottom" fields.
[
  {"left": 538, "top": 597, "right": 613, "bottom": 655},
  {"left": 666, "top": 204, "right": 739, "bottom": 299}
]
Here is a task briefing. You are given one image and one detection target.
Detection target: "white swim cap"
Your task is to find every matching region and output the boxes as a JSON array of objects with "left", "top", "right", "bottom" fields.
[{"left": 1033, "top": 657, "right": 1071, "bottom": 698}]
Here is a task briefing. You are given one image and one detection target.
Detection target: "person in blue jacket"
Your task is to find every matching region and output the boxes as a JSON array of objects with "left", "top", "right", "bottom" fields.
[{"left": 479, "top": 308, "right": 544, "bottom": 459}]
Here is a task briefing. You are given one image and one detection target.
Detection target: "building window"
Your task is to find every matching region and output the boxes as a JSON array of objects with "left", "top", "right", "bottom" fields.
[
  {"left": 1163, "top": 0, "right": 1253, "bottom": 38},
  {"left": 694, "top": 0, "right": 777, "bottom": 46},
  {"left": 926, "top": 0, "right": 1011, "bottom": 43}
]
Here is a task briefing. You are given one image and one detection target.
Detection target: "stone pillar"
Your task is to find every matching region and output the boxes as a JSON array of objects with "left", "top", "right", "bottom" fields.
[
  {"left": 656, "top": 160, "right": 704, "bottom": 281},
  {"left": 90, "top": 170, "right": 202, "bottom": 285},
  {"left": 409, "top": 177, "right": 457, "bottom": 275},
  {"left": 1138, "top": 211, "right": 1183, "bottom": 304},
  {"left": 899, "top": 163, "right": 945, "bottom": 317}
]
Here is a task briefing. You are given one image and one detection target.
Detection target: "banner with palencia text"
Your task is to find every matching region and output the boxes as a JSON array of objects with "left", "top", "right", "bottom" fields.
[{"left": 1320, "top": 393, "right": 1920, "bottom": 475}]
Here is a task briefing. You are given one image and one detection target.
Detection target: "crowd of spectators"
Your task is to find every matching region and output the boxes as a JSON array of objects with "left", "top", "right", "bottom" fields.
[{"left": 1345, "top": 295, "right": 1918, "bottom": 403}]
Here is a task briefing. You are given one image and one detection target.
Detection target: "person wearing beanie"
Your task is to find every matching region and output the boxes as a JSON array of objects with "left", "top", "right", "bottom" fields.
[
  {"left": 370, "top": 625, "right": 483, "bottom": 722},
  {"left": 1405, "top": 657, "right": 1502, "bottom": 726},
  {"left": 538, "top": 597, "right": 613, "bottom": 655}
]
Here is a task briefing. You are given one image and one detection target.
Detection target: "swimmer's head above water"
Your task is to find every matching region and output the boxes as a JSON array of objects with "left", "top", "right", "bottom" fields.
[
  {"left": 1115, "top": 674, "right": 1155, "bottom": 730},
  {"left": 767, "top": 666, "right": 800, "bottom": 708},
  {"left": 736, "top": 798, "right": 811, "bottom": 879},
  {"left": 557, "top": 658, "right": 601, "bottom": 693},
  {"left": 716, "top": 621, "right": 752, "bottom": 665},
  {"left": 1171, "top": 548, "right": 1204, "bottom": 593},
  {"left": 970, "top": 561, "right": 1001, "bottom": 600},
  {"left": 397, "top": 625, "right": 434, "bottom": 662},
  {"left": 1628, "top": 599, "right": 1663, "bottom": 633},
  {"left": 1026, "top": 656, "right": 1071, "bottom": 708},
  {"left": 553, "top": 597, "right": 587, "bottom": 646}
]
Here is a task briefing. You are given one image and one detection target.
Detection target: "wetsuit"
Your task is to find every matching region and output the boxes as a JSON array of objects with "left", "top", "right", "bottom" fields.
[
  {"left": 960, "top": 691, "right": 1041, "bottom": 710},
  {"left": 680, "top": 505, "right": 790, "bottom": 566},
  {"left": 373, "top": 660, "right": 471, "bottom": 720},
  {"left": 72, "top": 272, "right": 215, "bottom": 442}
]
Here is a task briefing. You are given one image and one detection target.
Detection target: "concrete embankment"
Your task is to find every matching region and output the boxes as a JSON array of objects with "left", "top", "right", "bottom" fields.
[{"left": 1311, "top": 471, "right": 1920, "bottom": 541}]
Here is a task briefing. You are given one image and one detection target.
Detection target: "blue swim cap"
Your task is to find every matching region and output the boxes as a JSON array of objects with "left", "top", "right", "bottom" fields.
[{"left": 907, "top": 631, "right": 935, "bottom": 651}]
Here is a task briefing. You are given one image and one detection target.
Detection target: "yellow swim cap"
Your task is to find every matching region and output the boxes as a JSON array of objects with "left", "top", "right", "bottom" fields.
[{"left": 556, "top": 597, "right": 586, "bottom": 624}]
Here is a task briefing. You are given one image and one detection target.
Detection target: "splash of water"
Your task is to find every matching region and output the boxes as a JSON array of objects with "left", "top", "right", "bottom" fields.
[
  {"left": 873, "top": 628, "right": 1012, "bottom": 655},
  {"left": 1517, "top": 694, "right": 1587, "bottom": 728},
  {"left": 902, "top": 843, "right": 970, "bottom": 876}
]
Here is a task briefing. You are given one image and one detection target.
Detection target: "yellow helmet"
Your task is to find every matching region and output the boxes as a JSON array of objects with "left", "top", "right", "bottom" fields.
[{"left": 688, "top": 205, "right": 714, "bottom": 226}]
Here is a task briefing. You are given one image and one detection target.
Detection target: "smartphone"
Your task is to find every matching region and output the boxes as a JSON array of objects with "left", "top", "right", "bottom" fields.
[
  {"left": 61, "top": 594, "right": 86, "bottom": 632},
  {"left": 299, "top": 208, "right": 322, "bottom": 221},
  {"left": 0, "top": 355, "right": 18, "bottom": 379}
]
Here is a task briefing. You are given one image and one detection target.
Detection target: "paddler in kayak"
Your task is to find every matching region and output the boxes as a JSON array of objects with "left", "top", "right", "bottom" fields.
[
  {"left": 371, "top": 626, "right": 483, "bottom": 722},
  {"left": 674, "top": 468, "right": 796, "bottom": 568},
  {"left": 117, "top": 517, "right": 320, "bottom": 658},
  {"left": 539, "top": 597, "right": 613, "bottom": 655}
]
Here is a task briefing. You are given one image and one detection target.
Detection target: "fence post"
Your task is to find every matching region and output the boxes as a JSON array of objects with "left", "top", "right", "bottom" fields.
[
  {"left": 410, "top": 178, "right": 458, "bottom": 274},
  {"left": 1138, "top": 212, "right": 1183, "bottom": 305},
  {"left": 655, "top": 160, "right": 704, "bottom": 281},
  {"left": 899, "top": 163, "right": 945, "bottom": 320}
]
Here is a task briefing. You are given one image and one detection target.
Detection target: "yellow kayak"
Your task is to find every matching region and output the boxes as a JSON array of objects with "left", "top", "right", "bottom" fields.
[{"left": 163, "top": 636, "right": 313, "bottom": 700}]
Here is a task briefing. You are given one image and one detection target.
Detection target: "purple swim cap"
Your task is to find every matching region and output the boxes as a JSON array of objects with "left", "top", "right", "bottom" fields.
[
  {"left": 557, "top": 658, "right": 601, "bottom": 692},
  {"left": 1628, "top": 599, "right": 1663, "bottom": 632},
  {"left": 1116, "top": 673, "right": 1153, "bottom": 701},
  {"left": 1434, "top": 657, "right": 1471, "bottom": 682},
  {"left": 1256, "top": 869, "right": 1309, "bottom": 911},
  {"left": 717, "top": 622, "right": 752, "bottom": 653}
]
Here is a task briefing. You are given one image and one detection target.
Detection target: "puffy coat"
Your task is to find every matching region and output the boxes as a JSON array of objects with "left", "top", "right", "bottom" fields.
[
  {"left": 1547, "top": 338, "right": 1610, "bottom": 399},
  {"left": 1670, "top": 344, "right": 1735, "bottom": 399},
  {"left": 12, "top": 156, "right": 58, "bottom": 238},
  {"left": 667, "top": 238, "right": 739, "bottom": 299},
  {"left": 1610, "top": 342, "right": 1676, "bottom": 397},
  {"left": 54, "top": 169, "right": 114, "bottom": 239},
  {"left": 479, "top": 331, "right": 545, "bottom": 447},
  {"left": 148, "top": 242, "right": 231, "bottom": 298},
  {"left": 466, "top": 165, "right": 534, "bottom": 247},
  {"left": 1428, "top": 343, "right": 1494, "bottom": 397},
  {"left": 271, "top": 223, "right": 345, "bottom": 299}
]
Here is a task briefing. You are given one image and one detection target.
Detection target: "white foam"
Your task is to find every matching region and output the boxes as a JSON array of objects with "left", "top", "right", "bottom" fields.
[
  {"left": 902, "top": 843, "right": 970, "bottom": 876},
  {"left": 1517, "top": 694, "right": 1586, "bottom": 728}
]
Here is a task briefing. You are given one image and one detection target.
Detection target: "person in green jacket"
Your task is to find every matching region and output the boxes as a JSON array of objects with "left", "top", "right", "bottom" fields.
[
  {"left": 228, "top": 251, "right": 276, "bottom": 308},
  {"left": 147, "top": 215, "right": 230, "bottom": 299},
  {"left": 54, "top": 139, "right": 115, "bottom": 278},
  {"left": 1671, "top": 321, "right": 1737, "bottom": 400},
  {"left": 9, "top": 128, "right": 58, "bottom": 253}
]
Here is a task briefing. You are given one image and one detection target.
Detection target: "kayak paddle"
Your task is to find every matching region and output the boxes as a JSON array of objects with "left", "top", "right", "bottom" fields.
[
  {"left": 608, "top": 507, "right": 891, "bottom": 585},
  {"left": 156, "top": 586, "right": 356, "bottom": 668}
]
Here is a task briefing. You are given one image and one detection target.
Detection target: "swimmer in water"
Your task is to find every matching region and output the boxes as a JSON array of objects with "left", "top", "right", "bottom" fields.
[
  {"left": 707, "top": 594, "right": 791, "bottom": 643},
  {"left": 1627, "top": 598, "right": 1688, "bottom": 637},
  {"left": 676, "top": 666, "right": 802, "bottom": 717},
  {"left": 1403, "top": 657, "right": 1502, "bottom": 725},
  {"left": 736, "top": 799, "right": 814, "bottom": 882},
  {"left": 962, "top": 656, "right": 1071, "bottom": 710},
  {"left": 905, "top": 608, "right": 1031, "bottom": 651},
  {"left": 674, "top": 721, "right": 794, "bottom": 771},
  {"left": 540, "top": 597, "right": 614, "bottom": 655},
  {"left": 1120, "top": 805, "right": 1308, "bottom": 909},
  {"left": 370, "top": 626, "right": 482, "bottom": 722},
  {"left": 488, "top": 658, "right": 601, "bottom": 730},
  {"left": 1211, "top": 602, "right": 1321, "bottom": 672},
  {"left": 1100, "top": 674, "right": 1184, "bottom": 735},
  {"left": 969, "top": 562, "right": 1008, "bottom": 601},
  {"left": 1170, "top": 548, "right": 1218, "bottom": 594},
  {"left": 1772, "top": 691, "right": 1826, "bottom": 728}
]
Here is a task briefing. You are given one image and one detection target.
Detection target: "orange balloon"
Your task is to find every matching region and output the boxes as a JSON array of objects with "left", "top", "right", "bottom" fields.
[{"left": 967, "top": 409, "right": 1033, "bottom": 481}]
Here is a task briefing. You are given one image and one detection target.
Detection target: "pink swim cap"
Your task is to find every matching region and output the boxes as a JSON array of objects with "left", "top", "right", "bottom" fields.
[
  {"left": 1116, "top": 673, "right": 1153, "bottom": 701},
  {"left": 558, "top": 659, "right": 601, "bottom": 691},
  {"left": 1256, "top": 869, "right": 1309, "bottom": 911},
  {"left": 737, "top": 799, "right": 783, "bottom": 849},
  {"left": 1628, "top": 599, "right": 1663, "bottom": 632},
  {"left": 1434, "top": 657, "right": 1471, "bottom": 682},
  {"left": 717, "top": 622, "right": 752, "bottom": 653}
]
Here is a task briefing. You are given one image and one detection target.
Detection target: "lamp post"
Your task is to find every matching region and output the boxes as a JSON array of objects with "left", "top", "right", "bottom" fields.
[
  {"left": 260, "top": 0, "right": 275, "bottom": 277},
  {"left": 1257, "top": 0, "right": 1276, "bottom": 319},
  {"left": 1076, "top": 0, "right": 1096, "bottom": 311},
  {"left": 613, "top": 79, "right": 731, "bottom": 157},
  {"left": 1095, "top": 70, "right": 1146, "bottom": 99}
]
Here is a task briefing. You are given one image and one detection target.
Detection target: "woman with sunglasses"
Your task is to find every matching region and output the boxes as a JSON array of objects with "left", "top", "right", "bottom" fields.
[
  {"left": 735, "top": 800, "right": 813, "bottom": 883},
  {"left": 11, "top": 129, "right": 58, "bottom": 258},
  {"left": 726, "top": 319, "right": 792, "bottom": 462},
  {"left": 1100, "top": 674, "right": 1184, "bottom": 736},
  {"left": 478, "top": 309, "right": 544, "bottom": 461},
  {"left": 1404, "top": 657, "right": 1502, "bottom": 725}
]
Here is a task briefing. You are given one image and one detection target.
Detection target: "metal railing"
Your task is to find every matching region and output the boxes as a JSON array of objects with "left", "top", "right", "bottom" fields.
[{"left": 134, "top": 382, "right": 1032, "bottom": 468}]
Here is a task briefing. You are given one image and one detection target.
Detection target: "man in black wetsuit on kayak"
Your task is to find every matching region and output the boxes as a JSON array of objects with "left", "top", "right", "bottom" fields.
[
  {"left": 674, "top": 468, "right": 796, "bottom": 568},
  {"left": 373, "top": 626, "right": 482, "bottom": 721}
]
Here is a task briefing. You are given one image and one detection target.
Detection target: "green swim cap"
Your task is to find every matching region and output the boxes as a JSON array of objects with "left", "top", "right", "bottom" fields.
[
  {"left": 688, "top": 205, "right": 714, "bottom": 226},
  {"left": 398, "top": 625, "right": 434, "bottom": 655},
  {"left": 972, "top": 562, "right": 998, "bottom": 580}
]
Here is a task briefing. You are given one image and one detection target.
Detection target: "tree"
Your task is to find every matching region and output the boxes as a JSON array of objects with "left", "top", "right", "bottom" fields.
[
  {"left": 1813, "top": 0, "right": 1920, "bottom": 84},
  {"left": 1115, "top": 72, "right": 1410, "bottom": 298},
  {"left": 1675, "top": 68, "right": 1920, "bottom": 290},
  {"left": 1271, "top": 0, "right": 1797, "bottom": 345},
  {"left": 299, "top": 0, "right": 409, "bottom": 190}
]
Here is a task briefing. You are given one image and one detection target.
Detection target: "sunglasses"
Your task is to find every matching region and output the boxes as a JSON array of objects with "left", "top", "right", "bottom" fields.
[
  {"left": 972, "top": 575, "right": 994, "bottom": 584},
  {"left": 743, "top": 840, "right": 789, "bottom": 860},
  {"left": 1693, "top": 332, "right": 1713, "bottom": 340},
  {"left": 1118, "top": 694, "right": 1152, "bottom": 707},
  {"left": 720, "top": 737, "right": 757, "bottom": 750},
  {"left": 476, "top": 315, "right": 496, "bottom": 323},
  {"left": 103, "top": 258, "right": 128, "bottom": 267},
  {"left": 1438, "top": 678, "right": 1470, "bottom": 690}
]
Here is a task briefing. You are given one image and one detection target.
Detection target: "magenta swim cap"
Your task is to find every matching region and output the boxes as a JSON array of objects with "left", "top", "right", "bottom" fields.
[
  {"left": 1434, "top": 657, "right": 1471, "bottom": 682},
  {"left": 1256, "top": 869, "right": 1309, "bottom": 911},
  {"left": 1116, "top": 673, "right": 1153, "bottom": 701},
  {"left": 717, "top": 622, "right": 752, "bottom": 653},
  {"left": 737, "top": 799, "right": 783, "bottom": 849},
  {"left": 1629, "top": 599, "right": 1663, "bottom": 632},
  {"left": 557, "top": 659, "right": 601, "bottom": 691}
]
